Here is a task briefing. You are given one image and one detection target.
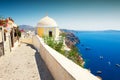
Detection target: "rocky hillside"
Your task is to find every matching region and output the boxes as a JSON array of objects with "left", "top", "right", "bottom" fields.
[
  {"left": 60, "top": 29, "right": 80, "bottom": 48},
  {"left": 19, "top": 25, "right": 35, "bottom": 31},
  {"left": 60, "top": 29, "right": 84, "bottom": 67}
]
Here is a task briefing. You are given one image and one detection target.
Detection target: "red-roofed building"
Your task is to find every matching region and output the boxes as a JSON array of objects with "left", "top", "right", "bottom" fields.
[{"left": 20, "top": 29, "right": 25, "bottom": 33}]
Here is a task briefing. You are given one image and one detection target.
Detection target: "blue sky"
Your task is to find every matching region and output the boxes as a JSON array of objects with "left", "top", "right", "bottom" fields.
[{"left": 0, "top": 0, "right": 120, "bottom": 31}]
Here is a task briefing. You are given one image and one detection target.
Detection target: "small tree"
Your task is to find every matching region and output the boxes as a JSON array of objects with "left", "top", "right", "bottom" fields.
[
  {"left": 16, "top": 26, "right": 21, "bottom": 37},
  {"left": 43, "top": 36, "right": 64, "bottom": 53}
]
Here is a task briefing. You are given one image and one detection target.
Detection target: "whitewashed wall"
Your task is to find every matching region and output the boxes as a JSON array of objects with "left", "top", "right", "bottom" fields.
[
  {"left": 0, "top": 31, "right": 2, "bottom": 42},
  {"left": 32, "top": 35, "right": 101, "bottom": 80}
]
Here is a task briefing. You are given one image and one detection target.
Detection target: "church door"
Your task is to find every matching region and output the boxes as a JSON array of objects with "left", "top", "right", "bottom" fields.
[{"left": 49, "top": 31, "right": 52, "bottom": 37}]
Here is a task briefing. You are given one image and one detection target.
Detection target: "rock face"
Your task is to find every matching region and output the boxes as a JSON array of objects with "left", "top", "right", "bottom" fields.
[
  {"left": 65, "top": 32, "right": 80, "bottom": 48},
  {"left": 60, "top": 30, "right": 84, "bottom": 66}
]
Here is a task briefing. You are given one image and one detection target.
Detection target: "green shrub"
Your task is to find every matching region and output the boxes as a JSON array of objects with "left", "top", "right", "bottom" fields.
[{"left": 43, "top": 36, "right": 84, "bottom": 67}]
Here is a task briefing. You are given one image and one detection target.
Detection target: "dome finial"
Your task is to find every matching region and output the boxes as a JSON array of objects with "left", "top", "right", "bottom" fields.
[
  {"left": 46, "top": 12, "right": 48, "bottom": 17},
  {"left": 38, "top": 16, "right": 58, "bottom": 27}
]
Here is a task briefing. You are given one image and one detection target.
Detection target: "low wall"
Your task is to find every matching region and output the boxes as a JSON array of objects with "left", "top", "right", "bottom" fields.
[
  {"left": 32, "top": 35, "right": 101, "bottom": 80},
  {"left": 20, "top": 38, "right": 32, "bottom": 44}
]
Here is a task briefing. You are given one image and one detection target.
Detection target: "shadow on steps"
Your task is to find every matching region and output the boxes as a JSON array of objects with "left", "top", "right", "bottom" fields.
[{"left": 26, "top": 43, "right": 54, "bottom": 80}]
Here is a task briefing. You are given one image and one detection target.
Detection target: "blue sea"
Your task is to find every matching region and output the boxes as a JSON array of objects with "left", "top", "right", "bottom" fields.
[{"left": 73, "top": 31, "right": 120, "bottom": 80}]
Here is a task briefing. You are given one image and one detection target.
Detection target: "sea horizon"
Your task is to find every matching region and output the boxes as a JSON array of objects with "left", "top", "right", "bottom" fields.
[{"left": 61, "top": 28, "right": 120, "bottom": 32}]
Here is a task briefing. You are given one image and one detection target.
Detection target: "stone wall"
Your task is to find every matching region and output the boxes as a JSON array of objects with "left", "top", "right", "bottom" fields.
[
  {"left": 32, "top": 35, "right": 101, "bottom": 80},
  {"left": 20, "top": 38, "right": 32, "bottom": 44}
]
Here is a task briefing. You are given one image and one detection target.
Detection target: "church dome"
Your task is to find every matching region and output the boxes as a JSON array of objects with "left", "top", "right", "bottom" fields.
[{"left": 37, "top": 16, "right": 58, "bottom": 27}]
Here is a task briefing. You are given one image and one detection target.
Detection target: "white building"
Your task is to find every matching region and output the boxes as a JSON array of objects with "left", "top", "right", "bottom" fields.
[{"left": 37, "top": 16, "right": 60, "bottom": 40}]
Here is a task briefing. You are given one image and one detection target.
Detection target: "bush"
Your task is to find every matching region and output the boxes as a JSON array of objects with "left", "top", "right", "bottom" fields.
[
  {"left": 43, "top": 36, "right": 64, "bottom": 52},
  {"left": 43, "top": 36, "right": 84, "bottom": 67},
  {"left": 18, "top": 31, "right": 21, "bottom": 37}
]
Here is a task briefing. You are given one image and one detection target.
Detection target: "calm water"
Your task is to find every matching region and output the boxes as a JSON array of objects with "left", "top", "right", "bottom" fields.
[{"left": 73, "top": 31, "right": 120, "bottom": 80}]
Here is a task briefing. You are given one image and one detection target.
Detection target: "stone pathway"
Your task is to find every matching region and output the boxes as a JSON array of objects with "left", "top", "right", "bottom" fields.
[{"left": 0, "top": 43, "right": 54, "bottom": 80}]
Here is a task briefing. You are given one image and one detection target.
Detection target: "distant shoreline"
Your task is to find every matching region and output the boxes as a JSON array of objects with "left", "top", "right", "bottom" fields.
[{"left": 60, "top": 29, "right": 120, "bottom": 32}]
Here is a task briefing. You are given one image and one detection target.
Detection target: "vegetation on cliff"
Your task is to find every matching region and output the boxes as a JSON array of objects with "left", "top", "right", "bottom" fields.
[
  {"left": 60, "top": 31, "right": 84, "bottom": 67},
  {"left": 43, "top": 31, "right": 84, "bottom": 67}
]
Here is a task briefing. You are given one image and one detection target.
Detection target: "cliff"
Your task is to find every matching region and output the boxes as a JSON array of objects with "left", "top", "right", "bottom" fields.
[
  {"left": 60, "top": 29, "right": 80, "bottom": 48},
  {"left": 65, "top": 32, "right": 80, "bottom": 48},
  {"left": 60, "top": 30, "right": 84, "bottom": 67}
]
